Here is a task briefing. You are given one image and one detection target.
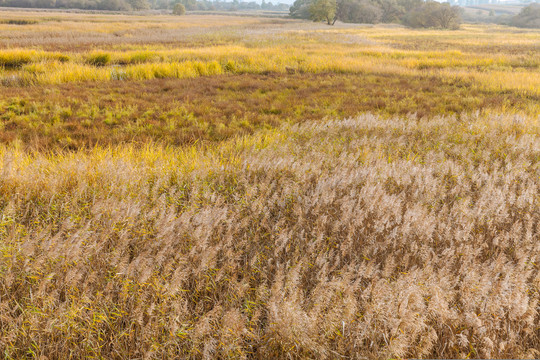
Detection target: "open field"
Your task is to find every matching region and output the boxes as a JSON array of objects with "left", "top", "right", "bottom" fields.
[
  {"left": 0, "top": 10, "right": 539, "bottom": 359},
  {"left": 0, "top": 11, "right": 538, "bottom": 153}
]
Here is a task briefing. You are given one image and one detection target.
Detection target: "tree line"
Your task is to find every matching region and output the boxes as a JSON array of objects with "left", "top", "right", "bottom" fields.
[
  {"left": 2, "top": 0, "right": 538, "bottom": 29},
  {"left": 0, "top": 0, "right": 288, "bottom": 11},
  {"left": 0, "top": 0, "right": 150, "bottom": 10},
  {"left": 290, "top": 0, "right": 462, "bottom": 28},
  {"left": 173, "top": 0, "right": 289, "bottom": 12}
]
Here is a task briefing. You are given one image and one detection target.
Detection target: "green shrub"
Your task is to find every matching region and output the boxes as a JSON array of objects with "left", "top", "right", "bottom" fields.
[{"left": 173, "top": 3, "right": 186, "bottom": 15}]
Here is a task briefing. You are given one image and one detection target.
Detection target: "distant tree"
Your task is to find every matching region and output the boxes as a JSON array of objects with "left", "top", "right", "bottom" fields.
[
  {"left": 173, "top": 2, "right": 185, "bottom": 13},
  {"left": 128, "top": 0, "right": 150, "bottom": 10},
  {"left": 403, "top": 1, "right": 461, "bottom": 29},
  {"left": 34, "top": 0, "right": 57, "bottom": 7},
  {"left": 99, "top": 0, "right": 131, "bottom": 10},
  {"left": 154, "top": 0, "right": 169, "bottom": 9},
  {"left": 309, "top": 0, "right": 336, "bottom": 24},
  {"left": 376, "top": 0, "right": 404, "bottom": 22},
  {"left": 397, "top": 0, "right": 422, "bottom": 11},
  {"left": 510, "top": 3, "right": 540, "bottom": 28},
  {"left": 290, "top": 0, "right": 429, "bottom": 24},
  {"left": 430, "top": 2, "right": 461, "bottom": 28},
  {"left": 4, "top": 0, "right": 33, "bottom": 6},
  {"left": 290, "top": 0, "right": 312, "bottom": 18},
  {"left": 337, "top": 0, "right": 382, "bottom": 23},
  {"left": 175, "top": 0, "right": 196, "bottom": 10}
]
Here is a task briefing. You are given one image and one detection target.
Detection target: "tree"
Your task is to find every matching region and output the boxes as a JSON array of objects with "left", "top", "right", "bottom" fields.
[
  {"left": 128, "top": 0, "right": 149, "bottom": 10},
  {"left": 337, "top": 0, "right": 382, "bottom": 23},
  {"left": 290, "top": 0, "right": 312, "bottom": 18},
  {"left": 99, "top": 0, "right": 131, "bottom": 10},
  {"left": 309, "top": 0, "right": 336, "bottom": 25},
  {"left": 403, "top": 1, "right": 461, "bottom": 29},
  {"left": 34, "top": 0, "right": 57, "bottom": 7},
  {"left": 396, "top": 0, "right": 422, "bottom": 12},
  {"left": 430, "top": 3, "right": 461, "bottom": 29},
  {"left": 175, "top": 0, "right": 196, "bottom": 10},
  {"left": 290, "top": 0, "right": 429, "bottom": 25},
  {"left": 511, "top": 3, "right": 540, "bottom": 28},
  {"left": 376, "top": 0, "right": 404, "bottom": 23},
  {"left": 172, "top": 2, "right": 185, "bottom": 13}
]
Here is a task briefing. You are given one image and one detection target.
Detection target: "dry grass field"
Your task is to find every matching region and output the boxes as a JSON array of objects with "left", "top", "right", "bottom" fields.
[{"left": 0, "top": 9, "right": 539, "bottom": 359}]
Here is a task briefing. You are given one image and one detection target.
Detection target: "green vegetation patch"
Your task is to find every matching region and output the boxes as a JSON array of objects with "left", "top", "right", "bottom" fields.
[{"left": 0, "top": 19, "right": 39, "bottom": 25}]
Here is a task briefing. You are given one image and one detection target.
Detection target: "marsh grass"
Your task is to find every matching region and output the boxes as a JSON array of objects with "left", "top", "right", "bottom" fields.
[
  {"left": 1, "top": 73, "right": 537, "bottom": 150},
  {"left": 0, "top": 17, "right": 538, "bottom": 96},
  {"left": 0, "top": 19, "right": 39, "bottom": 25},
  {"left": 0, "top": 49, "right": 68, "bottom": 69},
  {"left": 0, "top": 113, "right": 538, "bottom": 358},
  {"left": 1, "top": 10, "right": 540, "bottom": 359},
  {"left": 86, "top": 51, "right": 111, "bottom": 66},
  {"left": 1, "top": 43, "right": 539, "bottom": 96}
]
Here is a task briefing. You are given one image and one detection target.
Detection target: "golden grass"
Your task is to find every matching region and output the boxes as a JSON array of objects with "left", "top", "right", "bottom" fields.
[
  {"left": 1, "top": 113, "right": 539, "bottom": 358},
  {"left": 1, "top": 46, "right": 539, "bottom": 98},
  {"left": 1, "top": 10, "right": 540, "bottom": 359},
  {"left": 0, "top": 17, "right": 538, "bottom": 96}
]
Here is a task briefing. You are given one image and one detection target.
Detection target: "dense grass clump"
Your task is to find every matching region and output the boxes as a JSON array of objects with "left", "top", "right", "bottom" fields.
[
  {"left": 86, "top": 51, "right": 111, "bottom": 66},
  {"left": 0, "top": 50, "right": 33, "bottom": 68},
  {"left": 0, "top": 19, "right": 39, "bottom": 25}
]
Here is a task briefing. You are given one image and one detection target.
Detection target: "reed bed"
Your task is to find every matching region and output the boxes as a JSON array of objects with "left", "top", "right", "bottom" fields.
[
  {"left": 1, "top": 10, "right": 540, "bottom": 359},
  {"left": 0, "top": 113, "right": 539, "bottom": 358}
]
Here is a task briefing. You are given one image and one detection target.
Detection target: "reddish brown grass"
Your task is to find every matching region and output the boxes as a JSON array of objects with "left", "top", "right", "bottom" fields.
[{"left": 1, "top": 72, "right": 537, "bottom": 151}]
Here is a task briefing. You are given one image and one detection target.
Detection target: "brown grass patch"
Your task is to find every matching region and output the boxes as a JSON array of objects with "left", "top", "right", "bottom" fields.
[{"left": 1, "top": 72, "right": 537, "bottom": 151}]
